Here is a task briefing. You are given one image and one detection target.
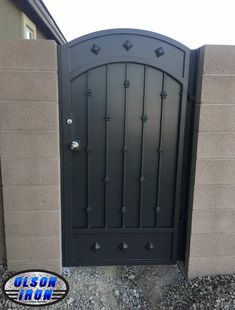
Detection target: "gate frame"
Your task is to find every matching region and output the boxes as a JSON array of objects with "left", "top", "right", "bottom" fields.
[{"left": 58, "top": 29, "right": 196, "bottom": 267}]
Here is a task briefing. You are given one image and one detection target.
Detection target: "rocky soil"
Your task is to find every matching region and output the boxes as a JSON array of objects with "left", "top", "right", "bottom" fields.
[{"left": 0, "top": 265, "right": 235, "bottom": 309}]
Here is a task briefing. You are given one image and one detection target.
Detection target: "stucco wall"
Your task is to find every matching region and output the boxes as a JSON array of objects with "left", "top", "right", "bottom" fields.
[
  {"left": 0, "top": 0, "right": 22, "bottom": 39},
  {"left": 0, "top": 40, "right": 61, "bottom": 273},
  {"left": 186, "top": 45, "right": 235, "bottom": 278},
  {"left": 0, "top": 0, "right": 47, "bottom": 40}
]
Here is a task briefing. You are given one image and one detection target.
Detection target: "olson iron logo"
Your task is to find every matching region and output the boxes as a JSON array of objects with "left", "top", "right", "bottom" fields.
[{"left": 3, "top": 269, "right": 69, "bottom": 307}]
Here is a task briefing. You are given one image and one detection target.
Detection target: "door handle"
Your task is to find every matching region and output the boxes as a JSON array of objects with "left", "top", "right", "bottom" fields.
[{"left": 70, "top": 140, "right": 80, "bottom": 151}]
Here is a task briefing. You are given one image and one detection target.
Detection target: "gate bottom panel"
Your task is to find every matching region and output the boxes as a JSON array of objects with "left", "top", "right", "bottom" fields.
[{"left": 71, "top": 231, "right": 173, "bottom": 264}]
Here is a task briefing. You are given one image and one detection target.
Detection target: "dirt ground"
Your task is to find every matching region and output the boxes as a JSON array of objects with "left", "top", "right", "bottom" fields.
[{"left": 0, "top": 265, "right": 235, "bottom": 309}]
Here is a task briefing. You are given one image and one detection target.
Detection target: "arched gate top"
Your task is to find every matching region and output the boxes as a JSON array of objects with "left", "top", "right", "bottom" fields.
[{"left": 59, "top": 28, "right": 191, "bottom": 83}]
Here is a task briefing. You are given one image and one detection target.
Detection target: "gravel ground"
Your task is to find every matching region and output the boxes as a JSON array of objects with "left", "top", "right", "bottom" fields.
[{"left": 0, "top": 265, "right": 235, "bottom": 309}]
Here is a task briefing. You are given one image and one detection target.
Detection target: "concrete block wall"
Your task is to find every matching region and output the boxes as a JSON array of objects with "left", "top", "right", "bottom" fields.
[
  {"left": 187, "top": 45, "right": 235, "bottom": 278},
  {"left": 0, "top": 40, "right": 61, "bottom": 273}
]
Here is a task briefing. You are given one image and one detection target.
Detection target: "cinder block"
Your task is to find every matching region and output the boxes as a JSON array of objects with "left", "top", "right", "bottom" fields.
[
  {"left": 0, "top": 132, "right": 59, "bottom": 159},
  {"left": 1, "top": 159, "right": 60, "bottom": 186},
  {"left": 0, "top": 71, "right": 58, "bottom": 101},
  {"left": 188, "top": 256, "right": 235, "bottom": 279},
  {"left": 197, "top": 132, "right": 235, "bottom": 158},
  {"left": 193, "top": 184, "right": 235, "bottom": 210},
  {"left": 0, "top": 40, "right": 57, "bottom": 71},
  {"left": 4, "top": 210, "right": 61, "bottom": 237},
  {"left": 0, "top": 101, "right": 59, "bottom": 131},
  {"left": 203, "top": 45, "right": 235, "bottom": 75},
  {"left": 2, "top": 185, "right": 60, "bottom": 211},
  {"left": 190, "top": 233, "right": 235, "bottom": 257},
  {"left": 191, "top": 210, "right": 235, "bottom": 234},
  {"left": 200, "top": 75, "right": 235, "bottom": 104},
  {"left": 7, "top": 259, "right": 62, "bottom": 274},
  {"left": 6, "top": 235, "right": 61, "bottom": 260},
  {"left": 196, "top": 104, "right": 235, "bottom": 132},
  {"left": 194, "top": 159, "right": 235, "bottom": 185}
]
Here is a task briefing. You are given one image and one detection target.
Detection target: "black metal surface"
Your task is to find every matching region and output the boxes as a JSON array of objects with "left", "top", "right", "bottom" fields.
[
  {"left": 58, "top": 29, "right": 192, "bottom": 266},
  {"left": 177, "top": 49, "right": 200, "bottom": 262}
]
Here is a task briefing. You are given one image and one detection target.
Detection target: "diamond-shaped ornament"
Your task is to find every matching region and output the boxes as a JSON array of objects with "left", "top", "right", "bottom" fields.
[
  {"left": 91, "top": 44, "right": 101, "bottom": 55},
  {"left": 119, "top": 242, "right": 128, "bottom": 250},
  {"left": 91, "top": 242, "right": 101, "bottom": 251},
  {"left": 123, "top": 40, "right": 133, "bottom": 51},
  {"left": 145, "top": 242, "right": 155, "bottom": 250},
  {"left": 155, "top": 47, "right": 165, "bottom": 57}
]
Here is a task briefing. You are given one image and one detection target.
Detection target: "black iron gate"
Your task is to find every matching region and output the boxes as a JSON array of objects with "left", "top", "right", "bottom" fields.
[{"left": 59, "top": 29, "right": 193, "bottom": 266}]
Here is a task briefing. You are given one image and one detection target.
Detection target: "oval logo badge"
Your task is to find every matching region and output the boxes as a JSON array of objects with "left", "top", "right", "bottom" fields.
[{"left": 3, "top": 269, "right": 69, "bottom": 307}]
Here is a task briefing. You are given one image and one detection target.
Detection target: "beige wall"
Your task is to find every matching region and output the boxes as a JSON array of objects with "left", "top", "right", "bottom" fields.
[
  {"left": 0, "top": 0, "right": 47, "bottom": 40},
  {"left": 0, "top": 40, "right": 62, "bottom": 273},
  {"left": 0, "top": 0, "right": 22, "bottom": 39},
  {"left": 186, "top": 45, "right": 235, "bottom": 278}
]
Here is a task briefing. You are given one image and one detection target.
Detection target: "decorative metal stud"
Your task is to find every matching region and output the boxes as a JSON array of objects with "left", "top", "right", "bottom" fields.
[
  {"left": 141, "top": 114, "right": 148, "bottom": 122},
  {"left": 123, "top": 79, "right": 130, "bottom": 88},
  {"left": 155, "top": 47, "right": 165, "bottom": 57},
  {"left": 119, "top": 242, "right": 128, "bottom": 250},
  {"left": 86, "top": 206, "right": 92, "bottom": 213},
  {"left": 104, "top": 176, "right": 110, "bottom": 183},
  {"left": 121, "top": 206, "right": 127, "bottom": 213},
  {"left": 158, "top": 148, "right": 164, "bottom": 154},
  {"left": 91, "top": 44, "right": 101, "bottom": 55},
  {"left": 145, "top": 242, "right": 155, "bottom": 250},
  {"left": 140, "top": 177, "right": 145, "bottom": 183},
  {"left": 87, "top": 146, "right": 93, "bottom": 152},
  {"left": 105, "top": 114, "right": 111, "bottom": 121},
  {"left": 123, "top": 40, "right": 133, "bottom": 51},
  {"left": 160, "top": 90, "right": 167, "bottom": 99},
  {"left": 155, "top": 206, "right": 161, "bottom": 213},
  {"left": 85, "top": 89, "right": 92, "bottom": 96},
  {"left": 123, "top": 147, "right": 128, "bottom": 154},
  {"left": 91, "top": 242, "right": 101, "bottom": 251}
]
